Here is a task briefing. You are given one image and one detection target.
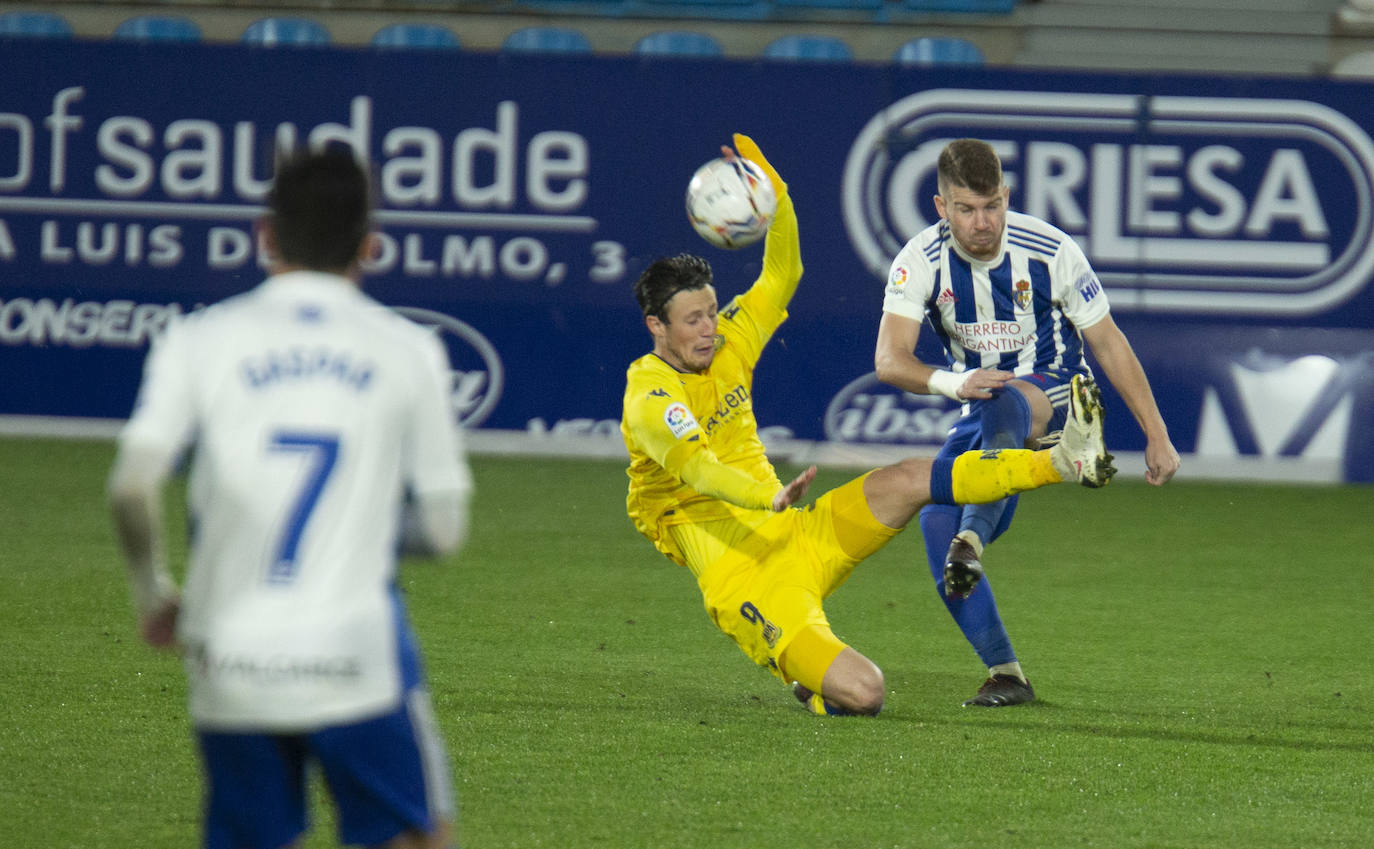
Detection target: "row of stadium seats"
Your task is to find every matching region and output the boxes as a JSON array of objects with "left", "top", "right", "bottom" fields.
[
  {"left": 498, "top": 27, "right": 984, "bottom": 63},
  {"left": 515, "top": 0, "right": 1016, "bottom": 14},
  {"left": 0, "top": 0, "right": 1017, "bottom": 40},
  {"left": 0, "top": 11, "right": 987, "bottom": 64}
]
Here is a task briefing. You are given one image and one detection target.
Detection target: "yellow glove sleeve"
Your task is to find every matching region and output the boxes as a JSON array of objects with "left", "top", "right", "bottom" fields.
[{"left": 732, "top": 133, "right": 787, "bottom": 199}]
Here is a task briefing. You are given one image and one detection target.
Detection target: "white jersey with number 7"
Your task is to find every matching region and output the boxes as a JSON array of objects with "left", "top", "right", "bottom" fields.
[{"left": 118, "top": 270, "right": 471, "bottom": 731}]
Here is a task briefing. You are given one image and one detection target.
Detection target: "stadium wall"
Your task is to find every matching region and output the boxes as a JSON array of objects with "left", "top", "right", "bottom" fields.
[{"left": 0, "top": 41, "right": 1370, "bottom": 484}]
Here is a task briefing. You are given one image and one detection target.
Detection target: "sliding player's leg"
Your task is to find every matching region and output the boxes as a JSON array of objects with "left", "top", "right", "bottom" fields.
[
  {"left": 689, "top": 503, "right": 884, "bottom": 715},
  {"left": 778, "top": 473, "right": 900, "bottom": 716},
  {"left": 782, "top": 625, "right": 884, "bottom": 716},
  {"left": 862, "top": 375, "right": 1114, "bottom": 530}
]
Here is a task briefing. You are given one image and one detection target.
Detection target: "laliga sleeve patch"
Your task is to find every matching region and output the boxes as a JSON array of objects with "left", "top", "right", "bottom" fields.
[
  {"left": 663, "top": 402, "right": 698, "bottom": 438},
  {"left": 886, "top": 265, "right": 909, "bottom": 296}
]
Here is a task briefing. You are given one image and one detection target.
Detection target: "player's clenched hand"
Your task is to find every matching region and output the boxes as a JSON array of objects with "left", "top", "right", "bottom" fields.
[
  {"left": 1144, "top": 439, "right": 1180, "bottom": 486},
  {"left": 772, "top": 465, "right": 817, "bottom": 512}
]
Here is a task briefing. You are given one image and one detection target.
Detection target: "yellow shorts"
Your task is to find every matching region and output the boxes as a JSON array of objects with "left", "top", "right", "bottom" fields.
[{"left": 667, "top": 473, "right": 901, "bottom": 681}]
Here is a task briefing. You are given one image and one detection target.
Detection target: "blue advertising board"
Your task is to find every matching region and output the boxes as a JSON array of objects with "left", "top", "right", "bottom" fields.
[{"left": 1, "top": 41, "right": 1370, "bottom": 480}]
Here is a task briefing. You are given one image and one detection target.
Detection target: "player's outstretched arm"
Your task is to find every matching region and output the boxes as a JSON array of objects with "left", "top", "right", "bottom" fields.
[
  {"left": 731, "top": 134, "right": 802, "bottom": 309},
  {"left": 1082, "top": 316, "right": 1179, "bottom": 486}
]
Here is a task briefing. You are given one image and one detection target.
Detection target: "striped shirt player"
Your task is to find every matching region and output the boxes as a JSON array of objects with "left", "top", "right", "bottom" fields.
[
  {"left": 874, "top": 137, "right": 1178, "bottom": 709},
  {"left": 109, "top": 149, "right": 469, "bottom": 849},
  {"left": 883, "top": 209, "right": 1109, "bottom": 388}
]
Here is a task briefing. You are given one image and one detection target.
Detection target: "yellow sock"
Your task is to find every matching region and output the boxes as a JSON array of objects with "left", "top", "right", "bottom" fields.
[
  {"left": 950, "top": 449, "right": 1061, "bottom": 505},
  {"left": 779, "top": 625, "right": 848, "bottom": 696}
]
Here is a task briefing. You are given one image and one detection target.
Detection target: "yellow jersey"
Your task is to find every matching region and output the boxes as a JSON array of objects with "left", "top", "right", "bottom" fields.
[{"left": 621, "top": 193, "right": 803, "bottom": 567}]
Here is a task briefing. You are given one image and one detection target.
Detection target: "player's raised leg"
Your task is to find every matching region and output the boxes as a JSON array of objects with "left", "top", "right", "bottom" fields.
[
  {"left": 863, "top": 375, "right": 1114, "bottom": 529},
  {"left": 783, "top": 376, "right": 1111, "bottom": 716}
]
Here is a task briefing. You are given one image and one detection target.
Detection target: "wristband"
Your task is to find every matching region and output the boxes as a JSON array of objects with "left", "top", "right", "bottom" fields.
[{"left": 927, "top": 369, "right": 966, "bottom": 401}]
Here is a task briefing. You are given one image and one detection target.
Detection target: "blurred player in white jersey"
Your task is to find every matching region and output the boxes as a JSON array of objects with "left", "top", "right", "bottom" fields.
[
  {"left": 108, "top": 147, "right": 471, "bottom": 849},
  {"left": 874, "top": 138, "right": 1180, "bottom": 707}
]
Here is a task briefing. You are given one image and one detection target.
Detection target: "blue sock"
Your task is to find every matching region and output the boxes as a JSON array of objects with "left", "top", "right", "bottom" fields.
[
  {"left": 959, "top": 389, "right": 1033, "bottom": 543},
  {"left": 920, "top": 505, "right": 1017, "bottom": 668},
  {"left": 928, "top": 457, "right": 957, "bottom": 506}
]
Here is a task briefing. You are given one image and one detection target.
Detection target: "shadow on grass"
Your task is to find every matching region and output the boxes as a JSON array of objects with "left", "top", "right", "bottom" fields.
[{"left": 904, "top": 701, "right": 1374, "bottom": 755}]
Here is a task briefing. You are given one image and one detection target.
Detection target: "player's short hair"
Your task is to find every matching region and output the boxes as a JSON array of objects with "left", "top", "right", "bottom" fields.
[
  {"left": 937, "top": 139, "right": 1004, "bottom": 198},
  {"left": 634, "top": 254, "right": 713, "bottom": 322},
  {"left": 268, "top": 146, "right": 372, "bottom": 272}
]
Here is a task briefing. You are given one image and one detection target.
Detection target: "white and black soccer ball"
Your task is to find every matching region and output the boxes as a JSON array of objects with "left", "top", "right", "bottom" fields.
[{"left": 684, "top": 156, "right": 777, "bottom": 249}]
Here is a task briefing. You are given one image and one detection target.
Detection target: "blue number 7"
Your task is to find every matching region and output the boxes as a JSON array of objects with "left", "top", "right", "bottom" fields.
[{"left": 267, "top": 431, "right": 340, "bottom": 584}]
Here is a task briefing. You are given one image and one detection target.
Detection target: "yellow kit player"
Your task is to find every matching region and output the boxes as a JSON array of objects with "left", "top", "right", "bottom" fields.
[{"left": 621, "top": 134, "right": 1115, "bottom": 716}]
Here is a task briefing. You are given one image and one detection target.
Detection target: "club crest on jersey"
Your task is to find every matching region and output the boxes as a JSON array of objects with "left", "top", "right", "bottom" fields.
[
  {"left": 1014, "top": 279, "right": 1032, "bottom": 310},
  {"left": 663, "top": 402, "right": 698, "bottom": 438}
]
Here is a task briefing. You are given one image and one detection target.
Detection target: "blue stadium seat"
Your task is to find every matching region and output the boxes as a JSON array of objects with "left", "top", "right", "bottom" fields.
[
  {"left": 761, "top": 34, "right": 854, "bottom": 62},
  {"left": 0, "top": 11, "right": 73, "bottom": 38},
  {"left": 242, "top": 17, "right": 331, "bottom": 47},
  {"left": 901, "top": 0, "right": 1016, "bottom": 12},
  {"left": 634, "top": 31, "right": 724, "bottom": 57},
  {"left": 640, "top": 0, "right": 759, "bottom": 7},
  {"left": 113, "top": 15, "right": 202, "bottom": 42},
  {"left": 517, "top": 0, "right": 630, "bottom": 8},
  {"left": 892, "top": 36, "right": 985, "bottom": 66},
  {"left": 638, "top": 0, "right": 768, "bottom": 20},
  {"left": 501, "top": 27, "right": 593, "bottom": 53},
  {"left": 371, "top": 23, "right": 461, "bottom": 50},
  {"left": 1332, "top": 50, "right": 1374, "bottom": 78},
  {"left": 773, "top": 0, "right": 883, "bottom": 11}
]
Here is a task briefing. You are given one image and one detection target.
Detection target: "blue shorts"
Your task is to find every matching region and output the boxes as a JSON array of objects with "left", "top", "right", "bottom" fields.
[
  {"left": 936, "top": 369, "right": 1079, "bottom": 459},
  {"left": 197, "top": 687, "right": 455, "bottom": 849}
]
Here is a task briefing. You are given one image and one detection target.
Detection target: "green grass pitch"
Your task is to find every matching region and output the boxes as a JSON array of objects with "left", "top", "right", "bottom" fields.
[{"left": 1, "top": 437, "right": 1370, "bottom": 848}]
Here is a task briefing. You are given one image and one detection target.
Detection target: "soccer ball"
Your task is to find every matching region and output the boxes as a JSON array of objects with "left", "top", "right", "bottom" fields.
[{"left": 684, "top": 157, "right": 777, "bottom": 249}]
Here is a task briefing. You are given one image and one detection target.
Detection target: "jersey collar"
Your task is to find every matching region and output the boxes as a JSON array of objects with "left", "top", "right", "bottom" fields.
[{"left": 259, "top": 270, "right": 366, "bottom": 301}]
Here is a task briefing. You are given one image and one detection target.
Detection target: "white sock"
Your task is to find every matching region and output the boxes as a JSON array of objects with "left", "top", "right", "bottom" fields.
[
  {"left": 989, "top": 662, "right": 1026, "bottom": 683},
  {"left": 954, "top": 529, "right": 984, "bottom": 557}
]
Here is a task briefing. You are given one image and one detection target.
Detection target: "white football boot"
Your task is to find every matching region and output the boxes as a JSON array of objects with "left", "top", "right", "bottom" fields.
[{"left": 1051, "top": 374, "right": 1116, "bottom": 488}]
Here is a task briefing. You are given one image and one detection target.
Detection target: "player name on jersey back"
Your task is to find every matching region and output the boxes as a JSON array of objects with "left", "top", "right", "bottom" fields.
[{"left": 240, "top": 346, "right": 376, "bottom": 393}]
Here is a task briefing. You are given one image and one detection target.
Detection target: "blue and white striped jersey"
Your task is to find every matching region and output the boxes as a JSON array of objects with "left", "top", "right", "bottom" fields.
[{"left": 882, "top": 210, "right": 1111, "bottom": 376}]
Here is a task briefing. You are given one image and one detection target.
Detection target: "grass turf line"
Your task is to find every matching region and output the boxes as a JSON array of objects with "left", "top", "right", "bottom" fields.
[{"left": 0, "top": 437, "right": 1369, "bottom": 848}]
